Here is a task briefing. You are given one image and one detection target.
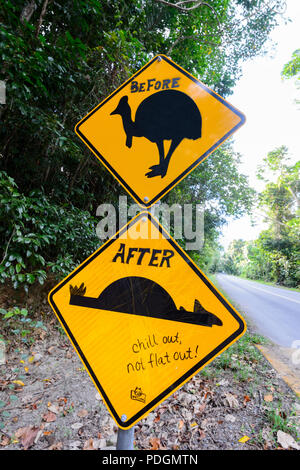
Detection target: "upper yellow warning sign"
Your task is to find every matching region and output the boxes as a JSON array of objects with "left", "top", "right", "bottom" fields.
[
  {"left": 75, "top": 55, "right": 245, "bottom": 208},
  {"left": 48, "top": 212, "right": 246, "bottom": 429}
]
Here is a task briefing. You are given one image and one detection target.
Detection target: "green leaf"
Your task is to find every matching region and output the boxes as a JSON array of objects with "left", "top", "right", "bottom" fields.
[
  {"left": 3, "top": 311, "right": 15, "bottom": 319},
  {"left": 9, "top": 395, "right": 18, "bottom": 402},
  {"left": 16, "top": 263, "right": 22, "bottom": 273}
]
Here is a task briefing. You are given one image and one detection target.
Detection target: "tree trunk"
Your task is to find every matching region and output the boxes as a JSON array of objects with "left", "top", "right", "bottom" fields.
[
  {"left": 36, "top": 0, "right": 50, "bottom": 37},
  {"left": 20, "top": 1, "right": 37, "bottom": 24}
]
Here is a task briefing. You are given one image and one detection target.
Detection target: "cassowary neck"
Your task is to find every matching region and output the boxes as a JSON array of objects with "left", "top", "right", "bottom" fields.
[{"left": 120, "top": 105, "right": 136, "bottom": 135}]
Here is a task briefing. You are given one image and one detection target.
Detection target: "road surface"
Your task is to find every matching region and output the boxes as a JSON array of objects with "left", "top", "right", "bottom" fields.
[{"left": 216, "top": 274, "right": 300, "bottom": 348}]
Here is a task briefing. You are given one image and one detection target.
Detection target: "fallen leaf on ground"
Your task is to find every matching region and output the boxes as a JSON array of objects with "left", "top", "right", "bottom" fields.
[
  {"left": 58, "top": 397, "right": 68, "bottom": 406},
  {"left": 225, "top": 392, "right": 239, "bottom": 408},
  {"left": 83, "top": 438, "right": 95, "bottom": 450},
  {"left": 48, "top": 404, "right": 59, "bottom": 414},
  {"left": 42, "top": 411, "right": 57, "bottom": 422},
  {"left": 198, "top": 403, "right": 206, "bottom": 413},
  {"left": 48, "top": 442, "right": 63, "bottom": 450},
  {"left": 12, "top": 380, "right": 24, "bottom": 386},
  {"left": 277, "top": 430, "right": 300, "bottom": 450},
  {"left": 261, "top": 427, "right": 273, "bottom": 448},
  {"left": 15, "top": 426, "right": 40, "bottom": 449},
  {"left": 238, "top": 435, "right": 250, "bottom": 443},
  {"left": 0, "top": 435, "right": 10, "bottom": 446},
  {"left": 264, "top": 394, "right": 273, "bottom": 402},
  {"left": 200, "top": 418, "right": 209, "bottom": 430},
  {"left": 243, "top": 395, "right": 251, "bottom": 405},
  {"left": 149, "top": 437, "right": 165, "bottom": 450},
  {"left": 225, "top": 414, "right": 236, "bottom": 423},
  {"left": 216, "top": 379, "right": 229, "bottom": 387},
  {"left": 71, "top": 422, "right": 84, "bottom": 430}
]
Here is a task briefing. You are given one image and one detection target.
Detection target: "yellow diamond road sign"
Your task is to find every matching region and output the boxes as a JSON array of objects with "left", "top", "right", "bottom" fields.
[
  {"left": 75, "top": 55, "right": 245, "bottom": 208},
  {"left": 48, "top": 212, "right": 246, "bottom": 429}
]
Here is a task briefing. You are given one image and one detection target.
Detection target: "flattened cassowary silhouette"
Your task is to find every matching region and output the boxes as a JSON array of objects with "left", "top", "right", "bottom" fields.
[
  {"left": 69, "top": 277, "right": 222, "bottom": 327},
  {"left": 110, "top": 90, "right": 202, "bottom": 178}
]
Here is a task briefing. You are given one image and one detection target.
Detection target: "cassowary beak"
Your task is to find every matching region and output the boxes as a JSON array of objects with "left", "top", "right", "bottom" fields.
[{"left": 110, "top": 102, "right": 122, "bottom": 115}]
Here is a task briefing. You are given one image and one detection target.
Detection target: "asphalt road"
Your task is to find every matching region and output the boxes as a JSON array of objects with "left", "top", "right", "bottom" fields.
[{"left": 216, "top": 274, "right": 300, "bottom": 348}]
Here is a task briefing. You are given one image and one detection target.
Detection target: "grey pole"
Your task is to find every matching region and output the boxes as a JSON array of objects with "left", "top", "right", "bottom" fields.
[{"left": 116, "top": 426, "right": 135, "bottom": 450}]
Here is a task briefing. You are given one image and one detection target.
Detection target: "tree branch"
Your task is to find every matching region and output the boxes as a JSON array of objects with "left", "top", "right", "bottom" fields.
[
  {"left": 1, "top": 226, "right": 16, "bottom": 266},
  {"left": 154, "top": 0, "right": 222, "bottom": 55},
  {"left": 155, "top": 0, "right": 207, "bottom": 11},
  {"left": 155, "top": 0, "right": 221, "bottom": 25},
  {"left": 20, "top": 1, "right": 37, "bottom": 24},
  {"left": 168, "top": 33, "right": 218, "bottom": 55},
  {"left": 255, "top": 209, "right": 291, "bottom": 228},
  {"left": 35, "top": 0, "right": 50, "bottom": 37}
]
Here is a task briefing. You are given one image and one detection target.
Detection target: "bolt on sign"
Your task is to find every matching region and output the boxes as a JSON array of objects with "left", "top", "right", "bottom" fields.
[
  {"left": 48, "top": 212, "right": 246, "bottom": 429},
  {"left": 75, "top": 55, "right": 245, "bottom": 208}
]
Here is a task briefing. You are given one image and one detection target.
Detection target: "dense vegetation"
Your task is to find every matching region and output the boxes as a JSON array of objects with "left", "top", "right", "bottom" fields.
[{"left": 0, "top": 1, "right": 287, "bottom": 291}]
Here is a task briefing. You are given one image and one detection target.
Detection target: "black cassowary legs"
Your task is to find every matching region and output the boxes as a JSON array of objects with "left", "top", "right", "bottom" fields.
[{"left": 146, "top": 138, "right": 183, "bottom": 178}]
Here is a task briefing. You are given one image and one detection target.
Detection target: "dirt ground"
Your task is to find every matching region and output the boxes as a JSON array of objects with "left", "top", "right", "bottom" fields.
[{"left": 0, "top": 287, "right": 299, "bottom": 451}]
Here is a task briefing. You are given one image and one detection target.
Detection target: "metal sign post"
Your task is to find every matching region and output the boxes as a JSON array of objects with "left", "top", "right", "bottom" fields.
[{"left": 116, "top": 426, "right": 135, "bottom": 450}]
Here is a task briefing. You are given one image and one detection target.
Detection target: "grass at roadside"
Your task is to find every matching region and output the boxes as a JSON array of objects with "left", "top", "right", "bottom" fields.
[{"left": 230, "top": 274, "right": 300, "bottom": 293}]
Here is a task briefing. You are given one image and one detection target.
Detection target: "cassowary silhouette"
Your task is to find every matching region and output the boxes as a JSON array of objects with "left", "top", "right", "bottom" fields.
[
  {"left": 69, "top": 277, "right": 222, "bottom": 327},
  {"left": 110, "top": 89, "right": 202, "bottom": 178}
]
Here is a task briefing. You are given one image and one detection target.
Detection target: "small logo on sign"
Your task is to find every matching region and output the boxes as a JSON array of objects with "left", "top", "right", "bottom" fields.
[{"left": 130, "top": 387, "right": 146, "bottom": 403}]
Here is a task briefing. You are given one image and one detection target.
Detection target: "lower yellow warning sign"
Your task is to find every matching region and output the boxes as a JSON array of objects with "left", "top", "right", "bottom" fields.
[{"left": 48, "top": 212, "right": 246, "bottom": 428}]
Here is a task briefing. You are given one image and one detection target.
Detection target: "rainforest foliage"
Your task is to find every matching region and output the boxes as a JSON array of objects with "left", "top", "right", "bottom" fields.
[
  {"left": 0, "top": 1, "right": 286, "bottom": 290},
  {"left": 221, "top": 146, "right": 300, "bottom": 287}
]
